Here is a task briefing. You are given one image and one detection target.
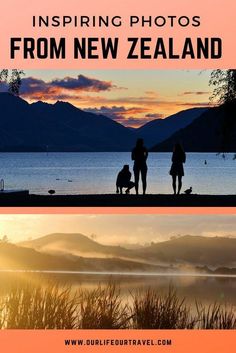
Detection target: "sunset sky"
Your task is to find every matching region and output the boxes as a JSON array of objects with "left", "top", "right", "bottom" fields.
[
  {"left": 0, "top": 69, "right": 212, "bottom": 127},
  {"left": 0, "top": 214, "right": 235, "bottom": 245}
]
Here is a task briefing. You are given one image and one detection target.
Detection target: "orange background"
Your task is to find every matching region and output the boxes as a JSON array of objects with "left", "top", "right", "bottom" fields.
[
  {"left": 0, "top": 330, "right": 235, "bottom": 353},
  {"left": 0, "top": 207, "right": 235, "bottom": 214},
  {"left": 0, "top": 0, "right": 235, "bottom": 69}
]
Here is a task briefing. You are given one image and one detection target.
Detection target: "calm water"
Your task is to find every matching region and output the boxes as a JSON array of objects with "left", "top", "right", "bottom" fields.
[
  {"left": 1, "top": 272, "right": 236, "bottom": 310},
  {"left": 0, "top": 152, "right": 235, "bottom": 195}
]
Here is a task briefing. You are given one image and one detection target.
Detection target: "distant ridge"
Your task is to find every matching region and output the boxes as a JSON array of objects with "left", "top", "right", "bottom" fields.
[
  {"left": 0, "top": 93, "right": 135, "bottom": 151},
  {"left": 20, "top": 233, "right": 236, "bottom": 268},
  {"left": 151, "top": 101, "right": 236, "bottom": 152},
  {"left": 135, "top": 235, "right": 236, "bottom": 267},
  {"left": 19, "top": 232, "right": 132, "bottom": 258},
  {"left": 0, "top": 92, "right": 234, "bottom": 152},
  {"left": 135, "top": 107, "right": 208, "bottom": 148},
  {"left": 0, "top": 241, "right": 165, "bottom": 273}
]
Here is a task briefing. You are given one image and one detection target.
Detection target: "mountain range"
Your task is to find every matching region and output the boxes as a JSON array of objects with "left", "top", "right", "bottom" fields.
[
  {"left": 1, "top": 92, "right": 233, "bottom": 152},
  {"left": 0, "top": 241, "right": 162, "bottom": 272},
  {"left": 18, "top": 233, "right": 236, "bottom": 269},
  {"left": 0, "top": 93, "right": 135, "bottom": 151},
  {"left": 151, "top": 101, "right": 236, "bottom": 152},
  {"left": 135, "top": 107, "right": 208, "bottom": 148}
]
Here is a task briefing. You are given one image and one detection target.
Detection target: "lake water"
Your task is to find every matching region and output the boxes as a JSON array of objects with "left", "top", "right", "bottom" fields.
[
  {"left": 1, "top": 272, "right": 236, "bottom": 312},
  {"left": 0, "top": 152, "right": 235, "bottom": 195}
]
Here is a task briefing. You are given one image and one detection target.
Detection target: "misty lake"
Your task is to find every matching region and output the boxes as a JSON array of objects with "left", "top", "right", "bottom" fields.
[
  {"left": 0, "top": 152, "right": 235, "bottom": 195},
  {"left": 1, "top": 272, "right": 236, "bottom": 312}
]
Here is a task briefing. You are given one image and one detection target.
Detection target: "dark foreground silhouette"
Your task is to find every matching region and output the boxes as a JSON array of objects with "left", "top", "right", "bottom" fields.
[
  {"left": 116, "top": 165, "right": 135, "bottom": 194},
  {"left": 132, "top": 138, "right": 148, "bottom": 195},
  {"left": 0, "top": 193, "right": 235, "bottom": 207},
  {"left": 169, "top": 143, "right": 186, "bottom": 195}
]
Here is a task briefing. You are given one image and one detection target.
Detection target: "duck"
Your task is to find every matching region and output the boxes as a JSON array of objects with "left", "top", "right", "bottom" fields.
[{"left": 184, "top": 187, "right": 192, "bottom": 195}]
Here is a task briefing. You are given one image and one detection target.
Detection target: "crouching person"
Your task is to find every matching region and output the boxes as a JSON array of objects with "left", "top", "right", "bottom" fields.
[{"left": 116, "top": 165, "right": 135, "bottom": 194}]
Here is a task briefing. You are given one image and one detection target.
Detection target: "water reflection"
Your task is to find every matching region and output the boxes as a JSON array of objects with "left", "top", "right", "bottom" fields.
[{"left": 0, "top": 272, "right": 236, "bottom": 311}]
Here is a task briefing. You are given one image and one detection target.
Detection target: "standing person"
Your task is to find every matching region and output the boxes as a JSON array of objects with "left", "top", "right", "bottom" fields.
[
  {"left": 131, "top": 138, "right": 148, "bottom": 195},
  {"left": 169, "top": 143, "right": 186, "bottom": 195}
]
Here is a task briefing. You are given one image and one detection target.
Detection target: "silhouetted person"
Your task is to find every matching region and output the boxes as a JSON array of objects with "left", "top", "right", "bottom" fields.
[
  {"left": 116, "top": 165, "right": 135, "bottom": 194},
  {"left": 169, "top": 143, "right": 186, "bottom": 195},
  {"left": 131, "top": 138, "right": 148, "bottom": 195}
]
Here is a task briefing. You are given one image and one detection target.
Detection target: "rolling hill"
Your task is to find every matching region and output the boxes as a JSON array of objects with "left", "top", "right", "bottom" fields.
[
  {"left": 0, "top": 241, "right": 164, "bottom": 272},
  {"left": 135, "top": 235, "right": 236, "bottom": 267},
  {"left": 19, "top": 233, "right": 133, "bottom": 259},
  {"left": 20, "top": 233, "right": 236, "bottom": 268}
]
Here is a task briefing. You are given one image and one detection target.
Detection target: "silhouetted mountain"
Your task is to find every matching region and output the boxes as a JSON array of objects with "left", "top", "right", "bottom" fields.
[
  {"left": 0, "top": 93, "right": 135, "bottom": 151},
  {"left": 135, "top": 235, "right": 236, "bottom": 267},
  {"left": 151, "top": 102, "right": 236, "bottom": 151},
  {"left": 0, "top": 242, "right": 165, "bottom": 272},
  {"left": 136, "top": 108, "right": 208, "bottom": 148}
]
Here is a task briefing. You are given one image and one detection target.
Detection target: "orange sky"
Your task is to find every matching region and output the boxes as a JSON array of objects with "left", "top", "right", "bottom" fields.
[
  {"left": 0, "top": 214, "right": 235, "bottom": 245},
  {"left": 1, "top": 69, "right": 213, "bottom": 127}
]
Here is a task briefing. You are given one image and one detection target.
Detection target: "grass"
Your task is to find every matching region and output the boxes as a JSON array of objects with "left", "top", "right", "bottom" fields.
[
  {"left": 132, "top": 287, "right": 195, "bottom": 329},
  {"left": 195, "top": 302, "right": 236, "bottom": 329},
  {"left": 78, "top": 283, "right": 130, "bottom": 329},
  {"left": 0, "top": 285, "right": 78, "bottom": 329},
  {"left": 0, "top": 283, "right": 235, "bottom": 329}
]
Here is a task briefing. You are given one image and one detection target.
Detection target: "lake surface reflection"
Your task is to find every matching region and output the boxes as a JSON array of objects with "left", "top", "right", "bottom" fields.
[
  {"left": 1, "top": 272, "right": 236, "bottom": 311},
  {"left": 0, "top": 152, "right": 235, "bottom": 194}
]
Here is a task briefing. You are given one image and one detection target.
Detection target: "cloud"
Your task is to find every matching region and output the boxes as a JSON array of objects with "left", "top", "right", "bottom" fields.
[
  {"left": 50, "top": 75, "right": 114, "bottom": 92},
  {"left": 179, "top": 91, "right": 210, "bottom": 96},
  {"left": 120, "top": 117, "right": 152, "bottom": 127},
  {"left": 144, "top": 91, "right": 159, "bottom": 97},
  {"left": 1, "top": 75, "right": 116, "bottom": 100},
  {"left": 84, "top": 105, "right": 152, "bottom": 127},
  {"left": 85, "top": 105, "right": 148, "bottom": 119},
  {"left": 178, "top": 102, "right": 211, "bottom": 107},
  {"left": 145, "top": 113, "right": 164, "bottom": 119},
  {"left": 0, "top": 74, "right": 212, "bottom": 128}
]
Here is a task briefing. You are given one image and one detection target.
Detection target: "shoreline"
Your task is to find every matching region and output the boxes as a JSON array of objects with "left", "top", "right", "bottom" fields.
[
  {"left": 0, "top": 193, "right": 235, "bottom": 206},
  {"left": 1, "top": 269, "right": 236, "bottom": 278}
]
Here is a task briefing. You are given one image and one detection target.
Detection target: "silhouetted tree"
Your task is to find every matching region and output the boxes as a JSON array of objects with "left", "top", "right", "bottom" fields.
[
  {"left": 209, "top": 70, "right": 236, "bottom": 155},
  {"left": 209, "top": 69, "right": 236, "bottom": 104},
  {"left": 0, "top": 69, "right": 24, "bottom": 95},
  {"left": 90, "top": 233, "right": 97, "bottom": 240},
  {"left": 0, "top": 235, "right": 9, "bottom": 243}
]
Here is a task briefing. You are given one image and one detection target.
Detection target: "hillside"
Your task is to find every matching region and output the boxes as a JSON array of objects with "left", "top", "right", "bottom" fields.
[
  {"left": 151, "top": 102, "right": 236, "bottom": 152},
  {"left": 19, "top": 233, "right": 132, "bottom": 259},
  {"left": 0, "top": 242, "right": 164, "bottom": 272},
  {"left": 0, "top": 93, "right": 135, "bottom": 151},
  {"left": 20, "top": 233, "right": 236, "bottom": 268},
  {"left": 136, "top": 107, "right": 207, "bottom": 148},
  {"left": 136, "top": 235, "right": 236, "bottom": 267}
]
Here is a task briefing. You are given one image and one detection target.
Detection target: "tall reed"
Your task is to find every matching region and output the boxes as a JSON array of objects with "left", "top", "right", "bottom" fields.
[
  {"left": 131, "top": 287, "right": 195, "bottom": 329},
  {"left": 78, "top": 283, "right": 130, "bottom": 329},
  {"left": 0, "top": 285, "right": 78, "bottom": 329},
  {"left": 0, "top": 283, "right": 235, "bottom": 329},
  {"left": 196, "top": 302, "right": 236, "bottom": 329}
]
